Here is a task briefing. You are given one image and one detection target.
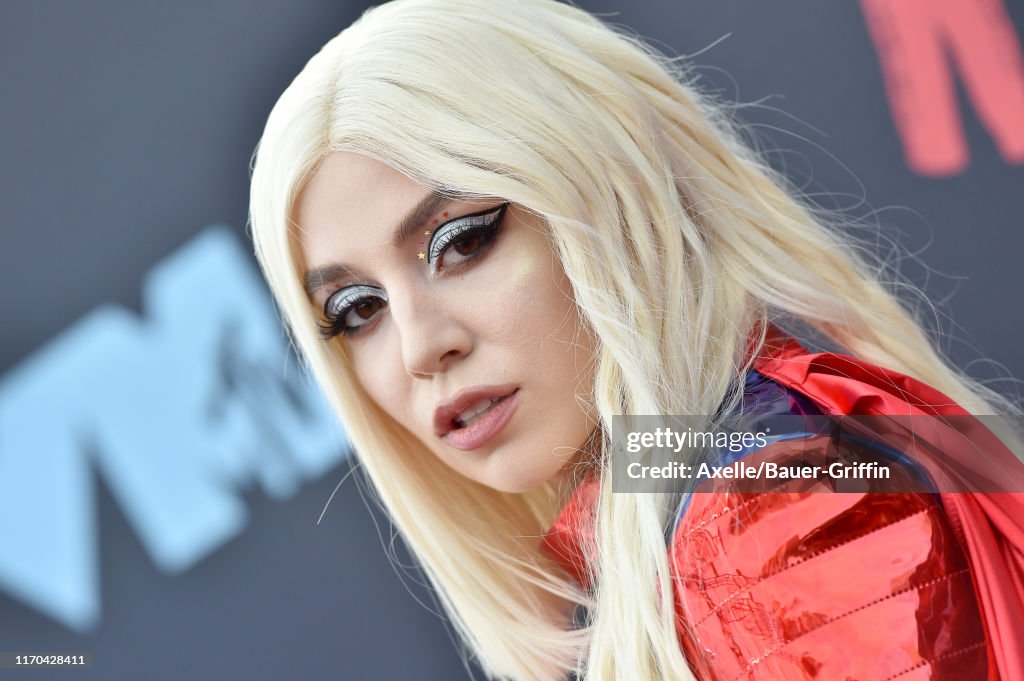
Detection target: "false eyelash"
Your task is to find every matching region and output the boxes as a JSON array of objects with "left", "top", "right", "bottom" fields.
[
  {"left": 317, "top": 315, "right": 345, "bottom": 340},
  {"left": 427, "top": 203, "right": 508, "bottom": 266}
]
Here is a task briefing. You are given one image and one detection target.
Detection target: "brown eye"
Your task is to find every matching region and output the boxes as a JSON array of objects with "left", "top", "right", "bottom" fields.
[
  {"left": 427, "top": 203, "right": 509, "bottom": 274},
  {"left": 353, "top": 298, "right": 384, "bottom": 320},
  {"left": 453, "top": 234, "right": 483, "bottom": 256}
]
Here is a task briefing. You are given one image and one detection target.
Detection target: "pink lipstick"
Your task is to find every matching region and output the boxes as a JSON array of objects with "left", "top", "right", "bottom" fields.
[{"left": 434, "top": 386, "right": 520, "bottom": 450}]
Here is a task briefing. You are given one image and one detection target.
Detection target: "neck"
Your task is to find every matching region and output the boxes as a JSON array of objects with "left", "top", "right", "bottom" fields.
[{"left": 550, "top": 425, "right": 602, "bottom": 512}]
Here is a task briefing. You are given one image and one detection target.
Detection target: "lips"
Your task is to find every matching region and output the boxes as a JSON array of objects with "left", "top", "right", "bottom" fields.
[{"left": 434, "top": 384, "right": 519, "bottom": 437}]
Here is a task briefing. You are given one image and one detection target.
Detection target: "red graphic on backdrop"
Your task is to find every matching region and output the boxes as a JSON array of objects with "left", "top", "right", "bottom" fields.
[{"left": 861, "top": 0, "right": 1024, "bottom": 177}]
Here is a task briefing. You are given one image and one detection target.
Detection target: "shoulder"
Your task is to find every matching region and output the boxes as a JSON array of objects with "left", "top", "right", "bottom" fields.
[
  {"left": 666, "top": 333, "right": 995, "bottom": 678},
  {"left": 751, "top": 324, "right": 967, "bottom": 418},
  {"left": 669, "top": 458, "right": 989, "bottom": 679}
]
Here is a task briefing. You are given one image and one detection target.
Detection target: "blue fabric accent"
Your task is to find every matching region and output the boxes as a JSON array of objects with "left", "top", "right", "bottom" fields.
[{"left": 668, "top": 368, "right": 938, "bottom": 539}]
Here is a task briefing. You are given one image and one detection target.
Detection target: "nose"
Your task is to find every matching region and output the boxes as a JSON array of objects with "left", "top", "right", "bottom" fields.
[{"left": 388, "top": 283, "right": 473, "bottom": 378}]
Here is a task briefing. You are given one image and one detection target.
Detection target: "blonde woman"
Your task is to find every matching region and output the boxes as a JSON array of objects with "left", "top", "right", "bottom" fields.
[{"left": 248, "top": 0, "right": 1024, "bottom": 678}]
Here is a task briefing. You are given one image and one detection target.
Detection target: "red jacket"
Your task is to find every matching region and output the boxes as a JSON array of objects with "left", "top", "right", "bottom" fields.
[{"left": 542, "top": 325, "right": 1024, "bottom": 680}]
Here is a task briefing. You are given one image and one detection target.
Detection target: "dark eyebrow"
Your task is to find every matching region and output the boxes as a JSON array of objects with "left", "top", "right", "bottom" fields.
[{"left": 303, "top": 191, "right": 449, "bottom": 300}]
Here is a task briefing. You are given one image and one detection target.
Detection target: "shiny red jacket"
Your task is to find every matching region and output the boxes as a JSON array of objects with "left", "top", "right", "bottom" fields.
[{"left": 541, "top": 326, "right": 1024, "bottom": 680}]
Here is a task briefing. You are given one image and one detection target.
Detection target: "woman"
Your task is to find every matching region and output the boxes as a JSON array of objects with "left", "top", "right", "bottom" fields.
[{"left": 248, "top": 0, "right": 1024, "bottom": 678}]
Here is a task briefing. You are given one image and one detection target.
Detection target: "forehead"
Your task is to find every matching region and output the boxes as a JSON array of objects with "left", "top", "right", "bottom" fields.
[{"left": 294, "top": 151, "right": 424, "bottom": 263}]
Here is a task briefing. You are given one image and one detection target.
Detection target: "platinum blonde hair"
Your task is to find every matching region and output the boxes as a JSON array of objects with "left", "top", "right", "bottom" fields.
[{"left": 249, "top": 0, "right": 1020, "bottom": 678}]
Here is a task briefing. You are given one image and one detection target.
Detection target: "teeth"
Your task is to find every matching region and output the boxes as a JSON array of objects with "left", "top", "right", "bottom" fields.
[{"left": 454, "top": 397, "right": 502, "bottom": 428}]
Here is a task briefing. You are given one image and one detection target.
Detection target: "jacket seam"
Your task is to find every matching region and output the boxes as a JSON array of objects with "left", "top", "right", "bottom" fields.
[
  {"left": 675, "top": 477, "right": 803, "bottom": 539},
  {"left": 881, "top": 640, "right": 988, "bottom": 681},
  {"left": 727, "top": 568, "right": 974, "bottom": 681},
  {"left": 688, "top": 505, "right": 934, "bottom": 629}
]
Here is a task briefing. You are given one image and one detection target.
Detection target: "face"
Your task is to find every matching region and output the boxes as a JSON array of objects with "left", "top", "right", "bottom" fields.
[{"left": 296, "top": 152, "right": 599, "bottom": 494}]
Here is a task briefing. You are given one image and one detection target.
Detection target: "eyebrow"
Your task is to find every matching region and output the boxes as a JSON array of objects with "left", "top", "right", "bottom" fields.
[{"left": 303, "top": 191, "right": 449, "bottom": 300}]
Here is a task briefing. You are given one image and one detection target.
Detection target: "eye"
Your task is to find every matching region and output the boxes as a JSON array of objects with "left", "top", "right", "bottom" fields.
[
  {"left": 319, "top": 284, "right": 388, "bottom": 340},
  {"left": 427, "top": 203, "right": 509, "bottom": 274}
]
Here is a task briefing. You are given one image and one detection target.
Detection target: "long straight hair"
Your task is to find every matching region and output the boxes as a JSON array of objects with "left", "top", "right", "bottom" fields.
[{"left": 248, "top": 1, "right": 1021, "bottom": 678}]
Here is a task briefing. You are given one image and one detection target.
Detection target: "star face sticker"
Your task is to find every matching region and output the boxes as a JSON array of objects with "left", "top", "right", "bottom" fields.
[
  {"left": 419, "top": 227, "right": 434, "bottom": 260},
  {"left": 420, "top": 211, "right": 449, "bottom": 261}
]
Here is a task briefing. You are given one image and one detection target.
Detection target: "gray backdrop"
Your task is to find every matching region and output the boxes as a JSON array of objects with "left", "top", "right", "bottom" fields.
[{"left": 2, "top": 1, "right": 1022, "bottom": 679}]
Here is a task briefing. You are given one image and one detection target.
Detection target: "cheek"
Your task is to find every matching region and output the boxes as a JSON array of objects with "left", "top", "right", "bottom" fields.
[
  {"left": 347, "top": 336, "right": 406, "bottom": 419},
  {"left": 498, "top": 245, "right": 597, "bottom": 397},
  {"left": 511, "top": 246, "right": 545, "bottom": 291},
  {"left": 497, "top": 245, "right": 576, "bottom": 342}
]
